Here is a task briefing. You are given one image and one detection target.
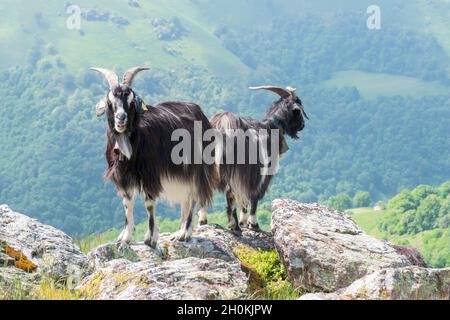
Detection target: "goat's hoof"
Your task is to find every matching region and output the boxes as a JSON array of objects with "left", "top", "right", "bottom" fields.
[
  {"left": 177, "top": 235, "right": 191, "bottom": 242},
  {"left": 231, "top": 227, "right": 243, "bottom": 237},
  {"left": 117, "top": 229, "right": 133, "bottom": 244},
  {"left": 239, "top": 221, "right": 248, "bottom": 229},
  {"left": 248, "top": 223, "right": 262, "bottom": 232},
  {"left": 176, "top": 230, "right": 192, "bottom": 242},
  {"left": 144, "top": 239, "right": 158, "bottom": 249},
  {"left": 199, "top": 219, "right": 208, "bottom": 226}
]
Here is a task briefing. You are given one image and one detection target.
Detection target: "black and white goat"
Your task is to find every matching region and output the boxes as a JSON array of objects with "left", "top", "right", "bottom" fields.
[
  {"left": 199, "top": 86, "right": 308, "bottom": 234},
  {"left": 91, "top": 67, "right": 216, "bottom": 247}
]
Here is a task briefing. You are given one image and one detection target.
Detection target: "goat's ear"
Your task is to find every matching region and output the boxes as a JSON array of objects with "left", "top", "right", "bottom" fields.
[{"left": 95, "top": 97, "right": 108, "bottom": 117}]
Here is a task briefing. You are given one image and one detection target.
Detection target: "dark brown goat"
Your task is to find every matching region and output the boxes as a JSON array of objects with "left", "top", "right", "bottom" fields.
[
  {"left": 198, "top": 86, "right": 308, "bottom": 235},
  {"left": 91, "top": 67, "right": 216, "bottom": 248}
]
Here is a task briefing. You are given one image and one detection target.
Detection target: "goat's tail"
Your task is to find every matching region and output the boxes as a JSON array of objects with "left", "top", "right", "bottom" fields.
[{"left": 196, "top": 161, "right": 219, "bottom": 208}]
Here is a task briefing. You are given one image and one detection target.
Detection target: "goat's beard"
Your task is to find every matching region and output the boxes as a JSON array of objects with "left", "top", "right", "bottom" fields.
[
  {"left": 114, "top": 133, "right": 133, "bottom": 160},
  {"left": 286, "top": 128, "right": 300, "bottom": 139},
  {"left": 115, "top": 125, "right": 127, "bottom": 134},
  {"left": 273, "top": 116, "right": 302, "bottom": 139}
]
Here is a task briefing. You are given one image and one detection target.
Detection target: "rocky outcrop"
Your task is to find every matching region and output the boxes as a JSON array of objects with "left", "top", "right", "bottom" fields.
[
  {"left": 271, "top": 200, "right": 412, "bottom": 293},
  {"left": 299, "top": 267, "right": 450, "bottom": 300},
  {"left": 0, "top": 205, "right": 88, "bottom": 293},
  {"left": 78, "top": 225, "right": 252, "bottom": 300},
  {"left": 1, "top": 201, "right": 447, "bottom": 300}
]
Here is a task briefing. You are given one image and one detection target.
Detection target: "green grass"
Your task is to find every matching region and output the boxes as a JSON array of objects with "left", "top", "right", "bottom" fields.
[
  {"left": 233, "top": 246, "right": 301, "bottom": 300},
  {"left": 325, "top": 71, "right": 450, "bottom": 99},
  {"left": 346, "top": 207, "right": 388, "bottom": 237},
  {"left": 0, "top": 276, "right": 81, "bottom": 300}
]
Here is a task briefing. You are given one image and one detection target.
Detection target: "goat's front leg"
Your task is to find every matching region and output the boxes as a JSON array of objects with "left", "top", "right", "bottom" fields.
[
  {"left": 226, "top": 191, "right": 242, "bottom": 236},
  {"left": 177, "top": 199, "right": 196, "bottom": 242},
  {"left": 144, "top": 198, "right": 159, "bottom": 248},
  {"left": 117, "top": 192, "right": 136, "bottom": 245},
  {"left": 198, "top": 207, "right": 208, "bottom": 226},
  {"left": 248, "top": 198, "right": 261, "bottom": 232}
]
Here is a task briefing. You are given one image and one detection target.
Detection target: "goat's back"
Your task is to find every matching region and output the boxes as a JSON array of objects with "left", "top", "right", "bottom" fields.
[{"left": 210, "top": 112, "right": 277, "bottom": 205}]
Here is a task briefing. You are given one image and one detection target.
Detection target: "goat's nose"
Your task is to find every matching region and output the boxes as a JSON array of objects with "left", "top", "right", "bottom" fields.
[{"left": 116, "top": 113, "right": 127, "bottom": 121}]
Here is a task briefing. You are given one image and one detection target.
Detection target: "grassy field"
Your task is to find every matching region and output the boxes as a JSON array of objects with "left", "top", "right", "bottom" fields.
[{"left": 324, "top": 71, "right": 450, "bottom": 99}]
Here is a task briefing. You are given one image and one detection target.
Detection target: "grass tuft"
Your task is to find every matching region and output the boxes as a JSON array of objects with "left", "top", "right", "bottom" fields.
[{"left": 233, "top": 246, "right": 301, "bottom": 300}]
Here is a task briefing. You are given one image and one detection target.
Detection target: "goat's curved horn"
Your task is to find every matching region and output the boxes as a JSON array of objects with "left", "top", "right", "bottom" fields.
[
  {"left": 286, "top": 86, "right": 297, "bottom": 98},
  {"left": 122, "top": 67, "right": 149, "bottom": 86},
  {"left": 249, "top": 86, "right": 291, "bottom": 98},
  {"left": 90, "top": 68, "right": 119, "bottom": 89}
]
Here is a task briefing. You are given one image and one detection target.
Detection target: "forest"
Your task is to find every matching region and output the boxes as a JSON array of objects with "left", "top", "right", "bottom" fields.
[{"left": 0, "top": 5, "right": 448, "bottom": 238}]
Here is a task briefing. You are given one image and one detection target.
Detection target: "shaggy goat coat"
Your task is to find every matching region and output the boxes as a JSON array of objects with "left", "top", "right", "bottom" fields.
[{"left": 105, "top": 101, "right": 216, "bottom": 208}]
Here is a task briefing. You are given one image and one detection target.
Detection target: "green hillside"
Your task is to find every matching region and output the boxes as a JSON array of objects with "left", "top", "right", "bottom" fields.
[
  {"left": 348, "top": 182, "right": 450, "bottom": 268},
  {"left": 324, "top": 71, "right": 450, "bottom": 99},
  {"left": 0, "top": 0, "right": 248, "bottom": 75},
  {"left": 1, "top": 0, "right": 449, "bottom": 72},
  {"left": 0, "top": 1, "right": 449, "bottom": 236}
]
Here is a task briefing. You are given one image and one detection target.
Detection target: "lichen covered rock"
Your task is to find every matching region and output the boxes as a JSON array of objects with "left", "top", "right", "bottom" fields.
[
  {"left": 80, "top": 226, "right": 252, "bottom": 300},
  {"left": 299, "top": 267, "right": 450, "bottom": 300},
  {"left": 80, "top": 224, "right": 279, "bottom": 300},
  {"left": 193, "top": 224, "right": 275, "bottom": 252},
  {"left": 271, "top": 200, "right": 412, "bottom": 292},
  {"left": 79, "top": 257, "right": 246, "bottom": 300},
  {"left": 0, "top": 205, "right": 88, "bottom": 289}
]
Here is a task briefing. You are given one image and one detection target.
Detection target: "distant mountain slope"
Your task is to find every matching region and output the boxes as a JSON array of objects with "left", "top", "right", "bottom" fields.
[
  {"left": 0, "top": 0, "right": 248, "bottom": 75},
  {"left": 1, "top": 0, "right": 449, "bottom": 73},
  {"left": 0, "top": 1, "right": 449, "bottom": 236}
]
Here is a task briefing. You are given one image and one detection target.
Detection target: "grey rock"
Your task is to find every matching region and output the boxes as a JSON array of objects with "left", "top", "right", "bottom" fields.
[
  {"left": 159, "top": 230, "right": 237, "bottom": 262},
  {"left": 0, "top": 251, "right": 15, "bottom": 267},
  {"left": 80, "top": 224, "right": 254, "bottom": 300},
  {"left": 299, "top": 267, "right": 450, "bottom": 300},
  {"left": 0, "top": 205, "right": 88, "bottom": 289},
  {"left": 86, "top": 243, "right": 160, "bottom": 271},
  {"left": 271, "top": 200, "right": 411, "bottom": 292},
  {"left": 78, "top": 257, "right": 247, "bottom": 300},
  {"left": 193, "top": 224, "right": 274, "bottom": 252}
]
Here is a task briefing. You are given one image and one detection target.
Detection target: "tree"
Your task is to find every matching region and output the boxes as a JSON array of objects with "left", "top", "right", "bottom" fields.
[
  {"left": 326, "top": 193, "right": 352, "bottom": 212},
  {"left": 353, "top": 191, "right": 371, "bottom": 208}
]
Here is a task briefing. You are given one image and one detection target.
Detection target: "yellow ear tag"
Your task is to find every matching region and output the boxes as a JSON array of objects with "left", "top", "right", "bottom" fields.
[{"left": 141, "top": 102, "right": 148, "bottom": 111}]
